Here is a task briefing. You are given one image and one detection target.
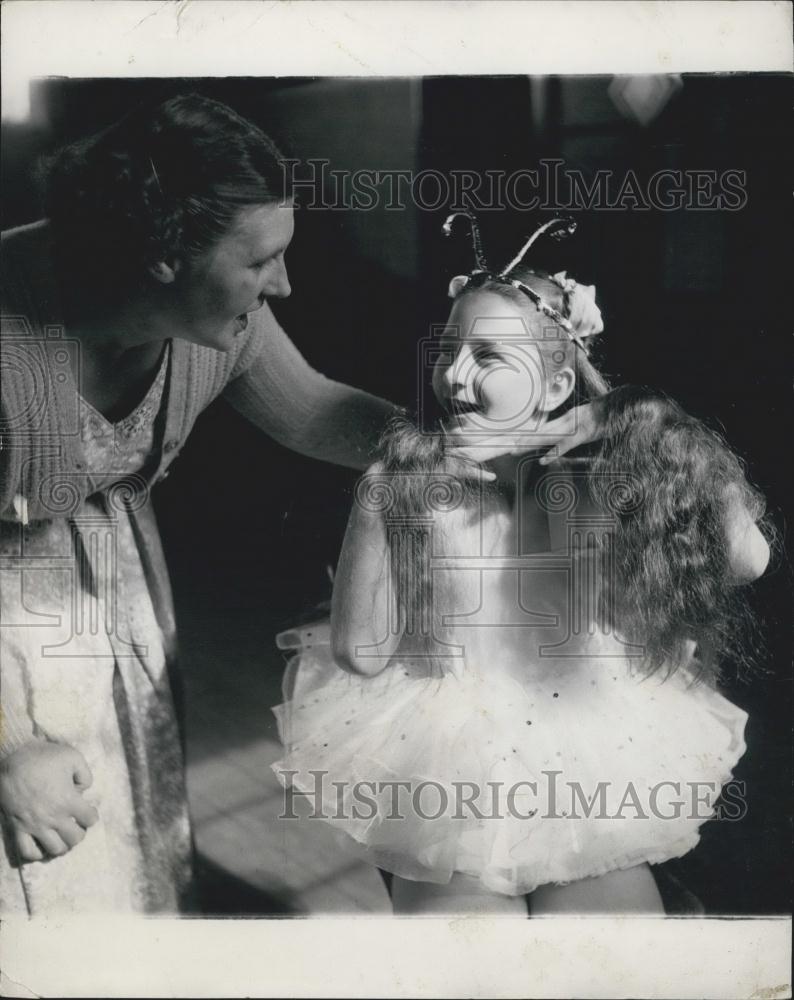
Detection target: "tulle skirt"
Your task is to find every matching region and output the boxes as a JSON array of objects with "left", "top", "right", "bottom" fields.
[{"left": 271, "top": 646, "right": 747, "bottom": 896}]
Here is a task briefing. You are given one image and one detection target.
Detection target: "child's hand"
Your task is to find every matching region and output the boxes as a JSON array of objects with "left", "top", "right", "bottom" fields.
[
  {"left": 0, "top": 741, "right": 99, "bottom": 862},
  {"left": 723, "top": 485, "right": 771, "bottom": 583}
]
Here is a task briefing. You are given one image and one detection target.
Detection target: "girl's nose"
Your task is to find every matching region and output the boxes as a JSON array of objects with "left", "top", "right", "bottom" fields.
[{"left": 444, "top": 343, "right": 474, "bottom": 392}]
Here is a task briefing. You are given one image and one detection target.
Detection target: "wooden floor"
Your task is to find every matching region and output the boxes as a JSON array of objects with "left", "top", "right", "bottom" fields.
[{"left": 179, "top": 603, "right": 391, "bottom": 916}]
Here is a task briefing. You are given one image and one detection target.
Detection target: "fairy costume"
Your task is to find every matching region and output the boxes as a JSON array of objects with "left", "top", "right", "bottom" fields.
[
  {"left": 272, "top": 494, "right": 747, "bottom": 895},
  {"left": 271, "top": 216, "right": 749, "bottom": 897}
]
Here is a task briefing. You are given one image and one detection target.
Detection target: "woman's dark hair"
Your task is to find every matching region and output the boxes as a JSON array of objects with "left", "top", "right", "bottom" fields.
[
  {"left": 43, "top": 93, "right": 292, "bottom": 307},
  {"left": 376, "top": 273, "right": 772, "bottom": 686}
]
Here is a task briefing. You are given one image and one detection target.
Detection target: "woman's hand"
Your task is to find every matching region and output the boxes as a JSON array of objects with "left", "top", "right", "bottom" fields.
[
  {"left": 0, "top": 741, "right": 99, "bottom": 862},
  {"left": 444, "top": 401, "right": 607, "bottom": 469}
]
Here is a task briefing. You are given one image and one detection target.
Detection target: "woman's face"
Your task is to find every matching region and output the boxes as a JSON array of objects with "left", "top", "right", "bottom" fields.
[
  {"left": 432, "top": 290, "right": 569, "bottom": 445},
  {"left": 170, "top": 202, "right": 294, "bottom": 351}
]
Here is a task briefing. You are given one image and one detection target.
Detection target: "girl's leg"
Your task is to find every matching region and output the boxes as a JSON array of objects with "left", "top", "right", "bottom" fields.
[
  {"left": 530, "top": 863, "right": 664, "bottom": 915},
  {"left": 391, "top": 873, "right": 528, "bottom": 915}
]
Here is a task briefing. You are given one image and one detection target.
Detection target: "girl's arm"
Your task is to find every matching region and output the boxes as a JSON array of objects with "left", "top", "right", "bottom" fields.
[
  {"left": 724, "top": 484, "right": 771, "bottom": 583},
  {"left": 331, "top": 465, "right": 403, "bottom": 675},
  {"left": 223, "top": 303, "right": 397, "bottom": 471}
]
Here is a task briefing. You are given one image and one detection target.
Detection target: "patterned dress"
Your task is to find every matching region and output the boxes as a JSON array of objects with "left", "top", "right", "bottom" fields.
[{"left": 0, "top": 343, "right": 193, "bottom": 913}]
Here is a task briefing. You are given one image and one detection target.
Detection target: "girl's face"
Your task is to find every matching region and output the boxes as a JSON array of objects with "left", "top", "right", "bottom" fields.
[
  {"left": 167, "top": 202, "right": 294, "bottom": 352},
  {"left": 433, "top": 290, "right": 573, "bottom": 445}
]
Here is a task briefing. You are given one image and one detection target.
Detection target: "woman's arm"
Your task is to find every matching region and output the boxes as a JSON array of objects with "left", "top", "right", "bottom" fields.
[
  {"left": 223, "top": 303, "right": 397, "bottom": 471},
  {"left": 330, "top": 465, "right": 403, "bottom": 675}
]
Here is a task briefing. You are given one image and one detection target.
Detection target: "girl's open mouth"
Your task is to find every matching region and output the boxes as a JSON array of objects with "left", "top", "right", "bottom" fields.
[
  {"left": 441, "top": 408, "right": 485, "bottom": 436},
  {"left": 443, "top": 398, "right": 481, "bottom": 417}
]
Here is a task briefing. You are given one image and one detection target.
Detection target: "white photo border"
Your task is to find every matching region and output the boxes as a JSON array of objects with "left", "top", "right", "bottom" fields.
[{"left": 0, "top": 2, "right": 791, "bottom": 998}]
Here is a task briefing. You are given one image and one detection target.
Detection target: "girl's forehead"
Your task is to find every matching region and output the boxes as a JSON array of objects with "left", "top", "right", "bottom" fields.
[{"left": 449, "top": 291, "right": 536, "bottom": 339}]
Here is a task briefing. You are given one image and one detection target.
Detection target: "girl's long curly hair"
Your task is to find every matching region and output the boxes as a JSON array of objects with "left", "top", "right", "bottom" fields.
[
  {"left": 376, "top": 270, "right": 772, "bottom": 686},
  {"left": 590, "top": 386, "right": 771, "bottom": 684}
]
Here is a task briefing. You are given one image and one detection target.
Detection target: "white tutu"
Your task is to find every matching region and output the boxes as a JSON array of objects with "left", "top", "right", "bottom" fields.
[{"left": 271, "top": 639, "right": 747, "bottom": 896}]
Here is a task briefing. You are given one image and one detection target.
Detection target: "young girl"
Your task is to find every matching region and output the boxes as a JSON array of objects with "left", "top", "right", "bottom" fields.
[{"left": 272, "top": 215, "right": 771, "bottom": 915}]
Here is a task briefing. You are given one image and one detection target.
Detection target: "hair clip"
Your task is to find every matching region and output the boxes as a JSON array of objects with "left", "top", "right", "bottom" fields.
[{"left": 149, "top": 156, "right": 164, "bottom": 196}]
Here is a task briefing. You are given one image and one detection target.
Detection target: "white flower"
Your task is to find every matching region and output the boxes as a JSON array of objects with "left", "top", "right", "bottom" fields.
[
  {"left": 447, "top": 274, "right": 470, "bottom": 298},
  {"left": 553, "top": 272, "right": 604, "bottom": 341}
]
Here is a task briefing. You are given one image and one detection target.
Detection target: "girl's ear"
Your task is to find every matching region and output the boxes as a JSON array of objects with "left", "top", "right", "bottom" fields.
[
  {"left": 541, "top": 367, "right": 575, "bottom": 412},
  {"left": 148, "top": 260, "right": 180, "bottom": 284}
]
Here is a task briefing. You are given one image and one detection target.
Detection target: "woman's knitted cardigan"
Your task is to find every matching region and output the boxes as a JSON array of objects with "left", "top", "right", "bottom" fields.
[{"left": 1, "top": 221, "right": 395, "bottom": 523}]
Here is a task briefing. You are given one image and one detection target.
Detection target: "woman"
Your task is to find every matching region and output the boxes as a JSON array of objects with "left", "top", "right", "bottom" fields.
[
  {"left": 0, "top": 93, "right": 410, "bottom": 914},
  {"left": 0, "top": 96, "right": 599, "bottom": 915}
]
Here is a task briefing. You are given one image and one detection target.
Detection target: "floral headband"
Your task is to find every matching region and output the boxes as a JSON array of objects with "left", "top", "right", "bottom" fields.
[{"left": 443, "top": 211, "right": 604, "bottom": 350}]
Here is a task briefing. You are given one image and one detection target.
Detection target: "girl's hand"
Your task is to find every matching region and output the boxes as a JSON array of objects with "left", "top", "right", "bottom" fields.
[
  {"left": 444, "top": 401, "right": 607, "bottom": 468},
  {"left": 723, "top": 485, "right": 771, "bottom": 583},
  {"left": 0, "top": 741, "right": 99, "bottom": 862}
]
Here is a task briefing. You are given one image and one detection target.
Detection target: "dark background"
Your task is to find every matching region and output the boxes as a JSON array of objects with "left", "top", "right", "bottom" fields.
[{"left": 2, "top": 74, "right": 791, "bottom": 914}]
